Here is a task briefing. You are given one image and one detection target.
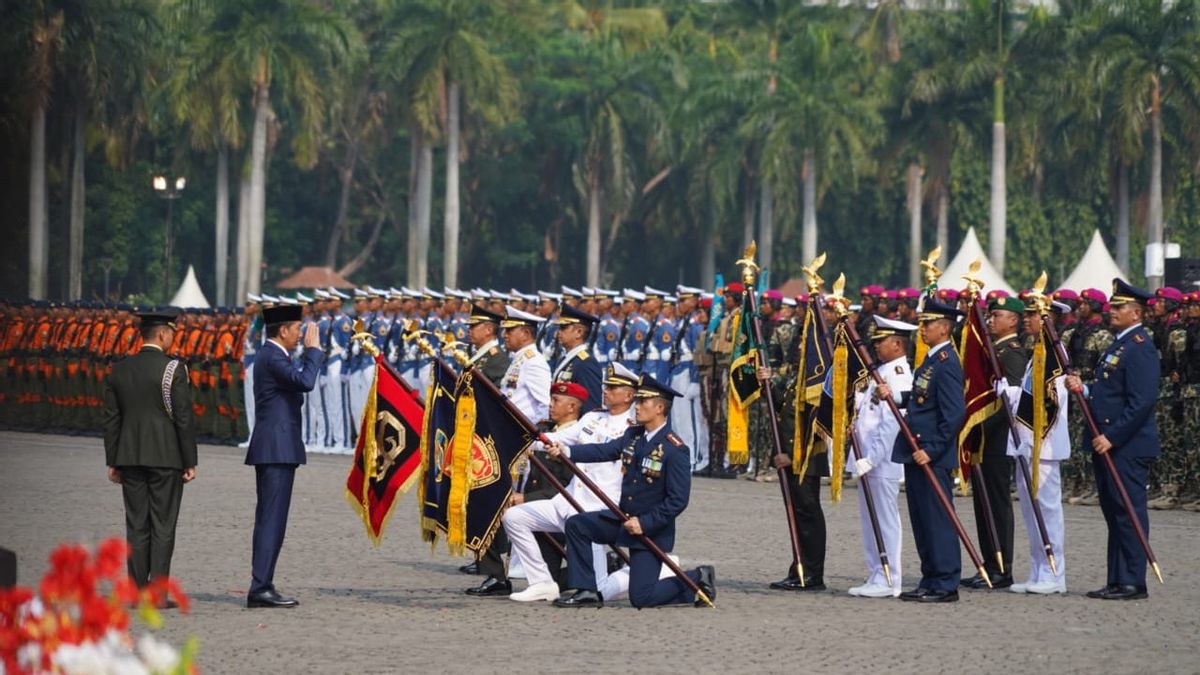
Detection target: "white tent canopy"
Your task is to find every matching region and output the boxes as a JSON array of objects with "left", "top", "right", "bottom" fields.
[
  {"left": 170, "top": 265, "right": 211, "bottom": 308},
  {"left": 1060, "top": 230, "right": 1125, "bottom": 292},
  {"left": 941, "top": 227, "right": 1015, "bottom": 296}
]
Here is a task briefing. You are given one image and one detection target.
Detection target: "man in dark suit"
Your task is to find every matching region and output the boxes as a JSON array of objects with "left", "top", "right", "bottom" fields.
[
  {"left": 103, "top": 309, "right": 197, "bottom": 598},
  {"left": 551, "top": 304, "right": 603, "bottom": 414},
  {"left": 245, "top": 304, "right": 324, "bottom": 608},
  {"left": 879, "top": 299, "right": 966, "bottom": 603},
  {"left": 1066, "top": 279, "right": 1161, "bottom": 600},
  {"left": 549, "top": 374, "right": 715, "bottom": 608}
]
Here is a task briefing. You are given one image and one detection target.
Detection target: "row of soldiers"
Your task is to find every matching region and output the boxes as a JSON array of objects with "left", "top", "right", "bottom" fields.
[
  {"left": 4, "top": 279, "right": 1199, "bottom": 509},
  {"left": 0, "top": 301, "right": 249, "bottom": 441}
]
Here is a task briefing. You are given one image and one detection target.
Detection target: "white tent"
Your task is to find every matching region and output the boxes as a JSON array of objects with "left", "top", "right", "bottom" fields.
[
  {"left": 1060, "top": 230, "right": 1125, "bottom": 292},
  {"left": 941, "top": 227, "right": 1015, "bottom": 296},
  {"left": 170, "top": 265, "right": 211, "bottom": 308}
]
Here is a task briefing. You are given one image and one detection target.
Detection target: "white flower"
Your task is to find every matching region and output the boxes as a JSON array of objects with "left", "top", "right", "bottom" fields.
[
  {"left": 16, "top": 642, "right": 41, "bottom": 670},
  {"left": 136, "top": 635, "right": 180, "bottom": 674}
]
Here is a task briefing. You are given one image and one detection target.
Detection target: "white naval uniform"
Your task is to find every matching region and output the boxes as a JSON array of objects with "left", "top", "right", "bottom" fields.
[
  {"left": 1001, "top": 365, "right": 1069, "bottom": 588},
  {"left": 849, "top": 355, "right": 910, "bottom": 593},
  {"left": 500, "top": 344, "right": 551, "bottom": 423},
  {"left": 502, "top": 407, "right": 633, "bottom": 590}
]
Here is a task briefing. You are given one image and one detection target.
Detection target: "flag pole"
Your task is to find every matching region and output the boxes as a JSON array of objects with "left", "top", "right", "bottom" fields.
[{"left": 736, "top": 242, "right": 807, "bottom": 585}]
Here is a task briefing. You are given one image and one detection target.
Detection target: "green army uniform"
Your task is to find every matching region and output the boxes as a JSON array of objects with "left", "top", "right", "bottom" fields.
[
  {"left": 1148, "top": 315, "right": 1188, "bottom": 507},
  {"left": 1064, "top": 318, "right": 1113, "bottom": 503},
  {"left": 1180, "top": 314, "right": 1200, "bottom": 508}
]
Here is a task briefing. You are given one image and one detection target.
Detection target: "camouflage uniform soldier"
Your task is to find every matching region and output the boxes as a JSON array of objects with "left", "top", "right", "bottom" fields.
[
  {"left": 701, "top": 284, "right": 741, "bottom": 478},
  {"left": 746, "top": 291, "right": 784, "bottom": 480},
  {"left": 1065, "top": 289, "right": 1114, "bottom": 504},
  {"left": 1148, "top": 288, "right": 1188, "bottom": 508},
  {"left": 1179, "top": 292, "right": 1200, "bottom": 510}
]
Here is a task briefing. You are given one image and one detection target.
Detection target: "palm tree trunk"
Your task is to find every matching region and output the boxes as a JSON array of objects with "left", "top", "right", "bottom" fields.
[
  {"left": 68, "top": 106, "right": 85, "bottom": 300},
  {"left": 444, "top": 80, "right": 461, "bottom": 289},
  {"left": 936, "top": 182, "right": 949, "bottom": 268},
  {"left": 215, "top": 142, "right": 229, "bottom": 306},
  {"left": 741, "top": 180, "right": 755, "bottom": 249},
  {"left": 28, "top": 100, "right": 48, "bottom": 300},
  {"left": 235, "top": 164, "right": 251, "bottom": 302},
  {"left": 1115, "top": 161, "right": 1130, "bottom": 275},
  {"left": 989, "top": 77, "right": 1006, "bottom": 277},
  {"left": 324, "top": 137, "right": 359, "bottom": 269},
  {"left": 247, "top": 82, "right": 270, "bottom": 296},
  {"left": 801, "top": 149, "right": 817, "bottom": 266},
  {"left": 759, "top": 181, "right": 774, "bottom": 274},
  {"left": 907, "top": 162, "right": 923, "bottom": 288},
  {"left": 415, "top": 134, "right": 434, "bottom": 288},
  {"left": 701, "top": 200, "right": 716, "bottom": 287},
  {"left": 586, "top": 162, "right": 602, "bottom": 288},
  {"left": 1147, "top": 97, "right": 1164, "bottom": 289},
  {"left": 406, "top": 127, "right": 420, "bottom": 287}
]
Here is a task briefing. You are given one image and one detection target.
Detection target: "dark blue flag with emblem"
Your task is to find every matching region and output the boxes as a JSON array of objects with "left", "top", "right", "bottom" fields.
[
  {"left": 811, "top": 322, "right": 869, "bottom": 502},
  {"left": 791, "top": 301, "right": 831, "bottom": 473},
  {"left": 419, "top": 363, "right": 459, "bottom": 545},
  {"left": 437, "top": 373, "right": 538, "bottom": 555}
]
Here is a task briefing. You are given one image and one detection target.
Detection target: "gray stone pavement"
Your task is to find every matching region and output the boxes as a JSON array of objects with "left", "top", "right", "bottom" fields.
[{"left": 2, "top": 430, "right": 1198, "bottom": 674}]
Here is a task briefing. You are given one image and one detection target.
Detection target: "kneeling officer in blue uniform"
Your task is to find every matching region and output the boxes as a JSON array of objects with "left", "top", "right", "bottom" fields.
[{"left": 548, "top": 374, "right": 715, "bottom": 608}]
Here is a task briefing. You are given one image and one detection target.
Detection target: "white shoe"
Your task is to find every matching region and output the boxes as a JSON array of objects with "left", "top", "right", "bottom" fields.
[
  {"left": 509, "top": 581, "right": 560, "bottom": 602},
  {"left": 857, "top": 583, "right": 898, "bottom": 598},
  {"left": 508, "top": 560, "right": 526, "bottom": 580},
  {"left": 1009, "top": 582, "right": 1029, "bottom": 593},
  {"left": 1026, "top": 581, "right": 1066, "bottom": 595},
  {"left": 238, "top": 440, "right": 251, "bottom": 449}
]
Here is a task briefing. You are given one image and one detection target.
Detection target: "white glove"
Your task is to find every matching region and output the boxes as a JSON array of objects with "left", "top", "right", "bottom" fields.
[{"left": 854, "top": 458, "right": 874, "bottom": 477}]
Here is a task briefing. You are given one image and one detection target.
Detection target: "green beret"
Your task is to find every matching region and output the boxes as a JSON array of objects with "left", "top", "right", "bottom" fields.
[{"left": 988, "top": 297, "right": 1025, "bottom": 315}]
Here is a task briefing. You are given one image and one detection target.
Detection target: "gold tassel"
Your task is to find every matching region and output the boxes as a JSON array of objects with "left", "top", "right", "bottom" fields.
[
  {"left": 417, "top": 368, "right": 439, "bottom": 545},
  {"left": 792, "top": 310, "right": 811, "bottom": 472},
  {"left": 829, "top": 333, "right": 849, "bottom": 503},
  {"left": 914, "top": 337, "right": 928, "bottom": 368},
  {"left": 359, "top": 360, "right": 380, "bottom": 535},
  {"left": 727, "top": 310, "right": 749, "bottom": 464},
  {"left": 447, "top": 377, "right": 477, "bottom": 556},
  {"left": 1031, "top": 330, "right": 1047, "bottom": 501}
]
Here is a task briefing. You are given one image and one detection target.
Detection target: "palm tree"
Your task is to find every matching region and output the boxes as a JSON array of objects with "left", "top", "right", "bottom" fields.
[
  {"left": 381, "top": 0, "right": 517, "bottom": 289},
  {"left": 1093, "top": 0, "right": 1200, "bottom": 287},
  {"left": 201, "top": 0, "right": 354, "bottom": 296},
  {"left": 20, "top": 3, "right": 63, "bottom": 300}
]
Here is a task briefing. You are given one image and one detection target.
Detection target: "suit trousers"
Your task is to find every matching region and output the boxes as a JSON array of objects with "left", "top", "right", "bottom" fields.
[
  {"left": 971, "top": 450, "right": 1014, "bottom": 577},
  {"left": 1015, "top": 458, "right": 1066, "bottom": 585},
  {"left": 250, "top": 464, "right": 297, "bottom": 594},
  {"left": 904, "top": 462, "right": 961, "bottom": 592},
  {"left": 120, "top": 466, "right": 184, "bottom": 587},
  {"left": 786, "top": 461, "right": 827, "bottom": 581},
  {"left": 1094, "top": 453, "right": 1153, "bottom": 586},
  {"left": 502, "top": 497, "right": 607, "bottom": 588},
  {"left": 856, "top": 473, "right": 902, "bottom": 591},
  {"left": 564, "top": 512, "right": 699, "bottom": 608}
]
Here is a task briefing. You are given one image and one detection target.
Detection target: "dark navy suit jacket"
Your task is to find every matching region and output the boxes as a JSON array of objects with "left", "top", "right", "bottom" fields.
[
  {"left": 891, "top": 342, "right": 965, "bottom": 470},
  {"left": 246, "top": 342, "right": 325, "bottom": 465},
  {"left": 555, "top": 349, "right": 603, "bottom": 415},
  {"left": 1087, "top": 324, "right": 1160, "bottom": 458},
  {"left": 570, "top": 424, "right": 691, "bottom": 551}
]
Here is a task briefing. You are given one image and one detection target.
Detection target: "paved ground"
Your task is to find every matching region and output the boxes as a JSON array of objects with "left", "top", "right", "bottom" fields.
[{"left": 2, "top": 431, "right": 1198, "bottom": 674}]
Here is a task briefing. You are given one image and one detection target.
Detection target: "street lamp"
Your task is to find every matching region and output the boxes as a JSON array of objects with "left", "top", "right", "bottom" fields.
[
  {"left": 153, "top": 175, "right": 186, "bottom": 301},
  {"left": 98, "top": 257, "right": 114, "bottom": 301}
]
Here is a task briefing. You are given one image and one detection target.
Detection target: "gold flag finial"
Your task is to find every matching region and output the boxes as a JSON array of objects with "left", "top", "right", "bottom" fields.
[
  {"left": 962, "top": 258, "right": 985, "bottom": 296},
  {"left": 736, "top": 240, "right": 760, "bottom": 286},
  {"left": 1029, "top": 271, "right": 1051, "bottom": 314},
  {"left": 801, "top": 253, "right": 827, "bottom": 293},
  {"left": 920, "top": 246, "right": 943, "bottom": 286},
  {"left": 828, "top": 273, "right": 851, "bottom": 317}
]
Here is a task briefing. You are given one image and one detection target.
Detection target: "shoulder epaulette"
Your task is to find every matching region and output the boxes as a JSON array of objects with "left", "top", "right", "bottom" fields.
[
  {"left": 523, "top": 347, "right": 536, "bottom": 358},
  {"left": 1008, "top": 340, "right": 1021, "bottom": 349},
  {"left": 578, "top": 351, "right": 589, "bottom": 360},
  {"left": 938, "top": 350, "right": 949, "bottom": 361},
  {"left": 665, "top": 432, "right": 684, "bottom": 447},
  {"left": 1133, "top": 334, "right": 1145, "bottom": 344}
]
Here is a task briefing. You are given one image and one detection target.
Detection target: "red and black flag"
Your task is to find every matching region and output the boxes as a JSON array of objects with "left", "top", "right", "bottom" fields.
[
  {"left": 1015, "top": 321, "right": 1066, "bottom": 498},
  {"left": 419, "top": 362, "right": 460, "bottom": 545},
  {"left": 956, "top": 303, "right": 1003, "bottom": 484},
  {"left": 811, "top": 322, "right": 869, "bottom": 502},
  {"left": 346, "top": 355, "right": 425, "bottom": 545},
  {"left": 425, "top": 369, "right": 538, "bottom": 555}
]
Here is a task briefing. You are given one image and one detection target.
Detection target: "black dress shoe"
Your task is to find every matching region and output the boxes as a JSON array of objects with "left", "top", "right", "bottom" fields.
[
  {"left": 768, "top": 576, "right": 826, "bottom": 591},
  {"left": 899, "top": 587, "right": 930, "bottom": 601},
  {"left": 553, "top": 589, "right": 603, "bottom": 607},
  {"left": 961, "top": 573, "right": 1011, "bottom": 589},
  {"left": 606, "top": 551, "right": 626, "bottom": 575},
  {"left": 913, "top": 589, "right": 959, "bottom": 603},
  {"left": 465, "top": 575, "right": 511, "bottom": 597},
  {"left": 711, "top": 467, "right": 738, "bottom": 480},
  {"left": 458, "top": 560, "right": 480, "bottom": 575},
  {"left": 1091, "top": 584, "right": 1148, "bottom": 600},
  {"left": 1085, "top": 584, "right": 1121, "bottom": 599},
  {"left": 694, "top": 565, "right": 716, "bottom": 606},
  {"left": 247, "top": 590, "right": 299, "bottom": 608}
]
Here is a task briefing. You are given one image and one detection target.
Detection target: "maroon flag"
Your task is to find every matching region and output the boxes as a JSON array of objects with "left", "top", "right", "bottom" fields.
[
  {"left": 956, "top": 304, "right": 1002, "bottom": 483},
  {"left": 346, "top": 355, "right": 425, "bottom": 544}
]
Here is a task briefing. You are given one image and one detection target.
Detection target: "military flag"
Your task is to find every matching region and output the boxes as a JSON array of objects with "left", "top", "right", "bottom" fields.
[
  {"left": 811, "top": 322, "right": 869, "bottom": 502},
  {"left": 419, "top": 362, "right": 460, "bottom": 545},
  {"left": 346, "top": 355, "right": 425, "bottom": 545},
  {"left": 791, "top": 301, "right": 830, "bottom": 474},
  {"left": 727, "top": 290, "right": 762, "bottom": 465},
  {"left": 1015, "top": 321, "right": 1066, "bottom": 498},
  {"left": 956, "top": 300, "right": 1003, "bottom": 484}
]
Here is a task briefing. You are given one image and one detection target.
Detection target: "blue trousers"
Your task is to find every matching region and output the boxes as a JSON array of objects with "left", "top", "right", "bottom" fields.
[
  {"left": 250, "top": 464, "right": 297, "bottom": 594},
  {"left": 1094, "top": 453, "right": 1152, "bottom": 586},
  {"left": 904, "top": 463, "right": 961, "bottom": 592},
  {"left": 564, "top": 512, "right": 698, "bottom": 608}
]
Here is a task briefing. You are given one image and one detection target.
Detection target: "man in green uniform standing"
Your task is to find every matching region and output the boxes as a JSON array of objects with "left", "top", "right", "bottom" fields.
[{"left": 103, "top": 310, "right": 198, "bottom": 596}]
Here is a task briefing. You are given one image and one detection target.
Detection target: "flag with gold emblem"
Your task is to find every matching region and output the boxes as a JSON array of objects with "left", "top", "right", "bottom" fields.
[
  {"left": 956, "top": 302, "right": 1002, "bottom": 484},
  {"left": 727, "top": 291, "right": 762, "bottom": 464}
]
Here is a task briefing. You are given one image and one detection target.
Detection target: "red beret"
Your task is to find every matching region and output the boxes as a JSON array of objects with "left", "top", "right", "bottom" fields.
[
  {"left": 860, "top": 285, "right": 884, "bottom": 296},
  {"left": 1080, "top": 288, "right": 1107, "bottom": 305},
  {"left": 795, "top": 293, "right": 809, "bottom": 304},
  {"left": 1156, "top": 287, "right": 1183, "bottom": 303},
  {"left": 551, "top": 381, "right": 588, "bottom": 402},
  {"left": 763, "top": 289, "right": 783, "bottom": 301},
  {"left": 985, "top": 289, "right": 1009, "bottom": 301},
  {"left": 1052, "top": 289, "right": 1079, "bottom": 302},
  {"left": 725, "top": 282, "right": 744, "bottom": 295},
  {"left": 699, "top": 296, "right": 713, "bottom": 309}
]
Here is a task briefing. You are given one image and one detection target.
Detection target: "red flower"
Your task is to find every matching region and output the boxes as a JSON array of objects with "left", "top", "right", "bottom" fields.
[{"left": 95, "top": 538, "right": 129, "bottom": 580}]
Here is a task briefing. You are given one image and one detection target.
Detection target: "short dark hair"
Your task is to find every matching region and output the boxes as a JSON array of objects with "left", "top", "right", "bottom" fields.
[{"left": 140, "top": 324, "right": 168, "bottom": 341}]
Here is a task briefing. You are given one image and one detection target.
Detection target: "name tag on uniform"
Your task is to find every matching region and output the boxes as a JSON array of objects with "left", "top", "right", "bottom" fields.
[{"left": 1104, "top": 354, "right": 1119, "bottom": 367}]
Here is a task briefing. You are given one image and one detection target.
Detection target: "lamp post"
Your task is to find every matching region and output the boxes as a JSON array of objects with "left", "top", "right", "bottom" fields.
[
  {"left": 98, "top": 257, "right": 113, "bottom": 301},
  {"left": 153, "top": 175, "right": 186, "bottom": 301}
]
